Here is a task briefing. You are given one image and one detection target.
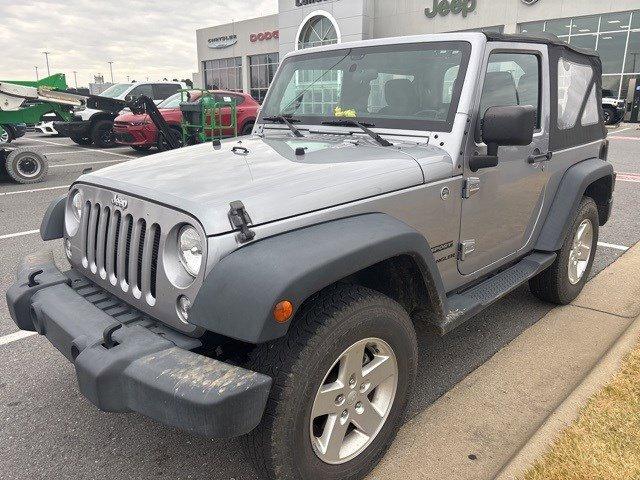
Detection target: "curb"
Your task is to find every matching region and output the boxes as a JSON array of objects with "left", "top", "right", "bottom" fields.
[{"left": 494, "top": 253, "right": 640, "bottom": 479}]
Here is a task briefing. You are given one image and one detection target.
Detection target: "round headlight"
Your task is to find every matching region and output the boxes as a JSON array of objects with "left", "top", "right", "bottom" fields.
[
  {"left": 178, "top": 225, "right": 203, "bottom": 277},
  {"left": 71, "top": 190, "right": 84, "bottom": 221}
]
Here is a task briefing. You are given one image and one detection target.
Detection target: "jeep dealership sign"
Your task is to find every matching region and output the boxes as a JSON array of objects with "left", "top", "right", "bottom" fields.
[{"left": 425, "top": 0, "right": 477, "bottom": 18}]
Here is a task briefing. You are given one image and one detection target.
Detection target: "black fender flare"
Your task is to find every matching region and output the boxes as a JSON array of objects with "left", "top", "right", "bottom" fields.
[
  {"left": 40, "top": 194, "right": 66, "bottom": 241},
  {"left": 188, "top": 214, "right": 447, "bottom": 343},
  {"left": 536, "top": 158, "right": 614, "bottom": 252}
]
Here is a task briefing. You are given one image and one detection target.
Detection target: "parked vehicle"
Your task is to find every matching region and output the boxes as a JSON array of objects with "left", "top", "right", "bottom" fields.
[
  {"left": 8, "top": 32, "right": 614, "bottom": 480},
  {"left": 113, "top": 90, "right": 259, "bottom": 151},
  {"left": 602, "top": 89, "right": 626, "bottom": 125},
  {"left": 0, "top": 123, "right": 27, "bottom": 143},
  {"left": 54, "top": 81, "right": 185, "bottom": 148}
]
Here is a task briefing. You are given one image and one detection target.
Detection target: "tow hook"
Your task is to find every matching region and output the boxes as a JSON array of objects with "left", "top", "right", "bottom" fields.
[
  {"left": 102, "top": 322, "right": 123, "bottom": 349},
  {"left": 27, "top": 269, "right": 43, "bottom": 287}
]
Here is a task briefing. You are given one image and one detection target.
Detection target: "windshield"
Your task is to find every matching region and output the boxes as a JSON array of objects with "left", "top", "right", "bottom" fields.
[
  {"left": 260, "top": 41, "right": 471, "bottom": 131},
  {"left": 99, "top": 83, "right": 133, "bottom": 98},
  {"left": 158, "top": 92, "right": 183, "bottom": 108}
]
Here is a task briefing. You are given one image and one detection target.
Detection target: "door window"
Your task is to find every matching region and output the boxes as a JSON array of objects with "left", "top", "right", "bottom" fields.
[
  {"left": 479, "top": 52, "right": 541, "bottom": 127},
  {"left": 154, "top": 84, "right": 180, "bottom": 100},
  {"left": 127, "top": 84, "right": 154, "bottom": 101}
]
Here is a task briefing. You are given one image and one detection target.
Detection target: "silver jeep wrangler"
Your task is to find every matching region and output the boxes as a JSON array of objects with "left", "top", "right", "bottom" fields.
[{"left": 7, "top": 32, "right": 614, "bottom": 480}]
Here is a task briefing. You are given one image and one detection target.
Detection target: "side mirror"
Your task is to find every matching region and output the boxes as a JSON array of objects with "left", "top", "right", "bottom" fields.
[{"left": 469, "top": 105, "right": 536, "bottom": 172}]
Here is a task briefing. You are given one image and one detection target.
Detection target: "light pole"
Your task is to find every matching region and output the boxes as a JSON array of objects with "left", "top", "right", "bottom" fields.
[
  {"left": 34, "top": 66, "right": 39, "bottom": 81},
  {"left": 73, "top": 71, "right": 78, "bottom": 89},
  {"left": 42, "top": 52, "right": 51, "bottom": 76},
  {"left": 107, "top": 61, "right": 114, "bottom": 83},
  {"left": 127, "top": 75, "right": 130, "bottom": 82}
]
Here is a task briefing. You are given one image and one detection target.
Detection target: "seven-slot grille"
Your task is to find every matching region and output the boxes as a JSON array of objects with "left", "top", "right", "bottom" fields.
[{"left": 80, "top": 200, "right": 161, "bottom": 304}]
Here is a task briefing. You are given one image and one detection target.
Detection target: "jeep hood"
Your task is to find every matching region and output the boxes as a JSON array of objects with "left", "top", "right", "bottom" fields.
[{"left": 79, "top": 135, "right": 444, "bottom": 235}]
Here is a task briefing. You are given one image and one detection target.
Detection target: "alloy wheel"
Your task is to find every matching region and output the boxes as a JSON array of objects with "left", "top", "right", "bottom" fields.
[
  {"left": 309, "top": 337, "right": 398, "bottom": 465},
  {"left": 568, "top": 218, "right": 594, "bottom": 284}
]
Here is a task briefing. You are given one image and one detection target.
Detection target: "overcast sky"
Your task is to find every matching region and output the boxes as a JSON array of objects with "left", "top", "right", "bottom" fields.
[{"left": 0, "top": 0, "right": 277, "bottom": 86}]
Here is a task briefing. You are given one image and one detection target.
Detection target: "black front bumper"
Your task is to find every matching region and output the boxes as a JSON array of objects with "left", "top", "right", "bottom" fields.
[
  {"left": 6, "top": 251, "right": 272, "bottom": 438},
  {"left": 53, "top": 120, "right": 90, "bottom": 138}
]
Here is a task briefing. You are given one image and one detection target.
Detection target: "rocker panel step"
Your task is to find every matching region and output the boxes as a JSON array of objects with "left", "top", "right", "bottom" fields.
[{"left": 440, "top": 252, "right": 557, "bottom": 334}]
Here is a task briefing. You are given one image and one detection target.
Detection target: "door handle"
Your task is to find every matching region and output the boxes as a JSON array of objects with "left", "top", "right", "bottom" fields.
[{"left": 527, "top": 151, "right": 552, "bottom": 164}]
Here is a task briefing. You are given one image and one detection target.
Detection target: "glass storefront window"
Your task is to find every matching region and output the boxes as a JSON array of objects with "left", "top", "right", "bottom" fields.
[
  {"left": 203, "top": 57, "right": 242, "bottom": 92},
  {"left": 597, "top": 32, "right": 627, "bottom": 74},
  {"left": 571, "top": 16, "right": 599, "bottom": 35},
  {"left": 518, "top": 10, "right": 640, "bottom": 96},
  {"left": 298, "top": 16, "right": 338, "bottom": 50},
  {"left": 519, "top": 21, "right": 545, "bottom": 34},
  {"left": 250, "top": 53, "right": 280, "bottom": 103},
  {"left": 626, "top": 31, "right": 640, "bottom": 73},
  {"left": 602, "top": 75, "right": 622, "bottom": 98},
  {"left": 545, "top": 19, "right": 571, "bottom": 36},
  {"left": 569, "top": 35, "right": 597, "bottom": 50},
  {"left": 600, "top": 12, "right": 632, "bottom": 31}
]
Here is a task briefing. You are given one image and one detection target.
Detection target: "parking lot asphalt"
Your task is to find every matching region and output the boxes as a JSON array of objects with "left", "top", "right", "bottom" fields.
[{"left": 1, "top": 127, "right": 639, "bottom": 480}]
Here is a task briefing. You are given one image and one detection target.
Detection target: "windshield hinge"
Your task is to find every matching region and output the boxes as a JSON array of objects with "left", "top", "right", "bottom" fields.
[{"left": 228, "top": 201, "right": 256, "bottom": 242}]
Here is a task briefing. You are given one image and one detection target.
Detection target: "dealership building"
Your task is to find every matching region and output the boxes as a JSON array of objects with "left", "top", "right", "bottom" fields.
[{"left": 195, "top": 0, "right": 640, "bottom": 101}]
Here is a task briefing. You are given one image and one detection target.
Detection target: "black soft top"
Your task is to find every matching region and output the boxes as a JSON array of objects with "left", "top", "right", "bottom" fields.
[{"left": 483, "top": 32, "right": 599, "bottom": 58}]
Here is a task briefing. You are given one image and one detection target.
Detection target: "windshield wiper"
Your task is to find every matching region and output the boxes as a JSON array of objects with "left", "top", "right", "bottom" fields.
[
  {"left": 262, "top": 115, "right": 304, "bottom": 138},
  {"left": 321, "top": 119, "right": 393, "bottom": 147}
]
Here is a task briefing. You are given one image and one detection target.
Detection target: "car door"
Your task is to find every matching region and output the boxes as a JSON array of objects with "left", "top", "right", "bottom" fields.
[{"left": 459, "top": 44, "right": 551, "bottom": 276}]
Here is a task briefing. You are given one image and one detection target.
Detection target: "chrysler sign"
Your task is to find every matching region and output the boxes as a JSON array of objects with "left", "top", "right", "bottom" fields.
[
  {"left": 295, "top": 0, "right": 329, "bottom": 6},
  {"left": 207, "top": 34, "right": 238, "bottom": 49}
]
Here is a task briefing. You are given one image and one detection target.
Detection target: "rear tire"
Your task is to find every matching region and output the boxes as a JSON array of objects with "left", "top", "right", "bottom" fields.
[
  {"left": 90, "top": 120, "right": 116, "bottom": 148},
  {"left": 4, "top": 148, "right": 49, "bottom": 184},
  {"left": 243, "top": 284, "right": 417, "bottom": 480},
  {"left": 529, "top": 197, "right": 599, "bottom": 304},
  {"left": 70, "top": 134, "right": 92, "bottom": 146}
]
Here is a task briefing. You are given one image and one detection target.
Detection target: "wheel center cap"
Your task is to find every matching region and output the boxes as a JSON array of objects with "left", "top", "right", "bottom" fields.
[{"left": 346, "top": 391, "right": 358, "bottom": 406}]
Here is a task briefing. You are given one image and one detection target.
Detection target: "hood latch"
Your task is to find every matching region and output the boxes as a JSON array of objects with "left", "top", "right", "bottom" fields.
[{"left": 228, "top": 200, "right": 256, "bottom": 242}]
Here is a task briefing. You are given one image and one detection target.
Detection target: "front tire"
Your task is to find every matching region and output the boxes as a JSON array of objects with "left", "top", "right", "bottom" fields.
[
  {"left": 90, "top": 120, "right": 116, "bottom": 148},
  {"left": 4, "top": 148, "right": 49, "bottom": 184},
  {"left": 70, "top": 134, "right": 92, "bottom": 146},
  {"left": 530, "top": 197, "right": 599, "bottom": 304},
  {"left": 244, "top": 284, "right": 417, "bottom": 480},
  {"left": 1, "top": 126, "right": 14, "bottom": 144},
  {"left": 131, "top": 145, "right": 152, "bottom": 152}
]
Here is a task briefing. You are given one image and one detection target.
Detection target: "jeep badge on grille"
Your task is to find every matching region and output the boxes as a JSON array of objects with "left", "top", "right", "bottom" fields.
[{"left": 111, "top": 194, "right": 128, "bottom": 209}]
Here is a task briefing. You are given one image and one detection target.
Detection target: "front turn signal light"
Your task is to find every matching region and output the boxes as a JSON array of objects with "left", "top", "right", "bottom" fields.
[{"left": 273, "top": 300, "right": 294, "bottom": 323}]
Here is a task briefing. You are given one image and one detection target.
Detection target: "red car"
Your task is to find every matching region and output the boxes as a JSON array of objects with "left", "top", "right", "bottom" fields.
[{"left": 113, "top": 90, "right": 260, "bottom": 151}]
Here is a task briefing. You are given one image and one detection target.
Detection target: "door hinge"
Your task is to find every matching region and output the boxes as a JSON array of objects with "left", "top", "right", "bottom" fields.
[
  {"left": 463, "top": 177, "right": 480, "bottom": 199},
  {"left": 228, "top": 200, "right": 256, "bottom": 242},
  {"left": 458, "top": 240, "right": 476, "bottom": 261}
]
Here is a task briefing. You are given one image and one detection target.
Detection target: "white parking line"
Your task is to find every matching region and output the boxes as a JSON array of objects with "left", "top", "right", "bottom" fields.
[
  {"left": 50, "top": 159, "right": 126, "bottom": 168},
  {"left": 27, "top": 137, "right": 135, "bottom": 158},
  {"left": 0, "top": 330, "right": 37, "bottom": 346},
  {"left": 597, "top": 241, "right": 629, "bottom": 252},
  {"left": 608, "top": 126, "right": 636, "bottom": 135},
  {"left": 0, "top": 229, "right": 39, "bottom": 240},
  {"left": 0, "top": 185, "right": 69, "bottom": 196}
]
